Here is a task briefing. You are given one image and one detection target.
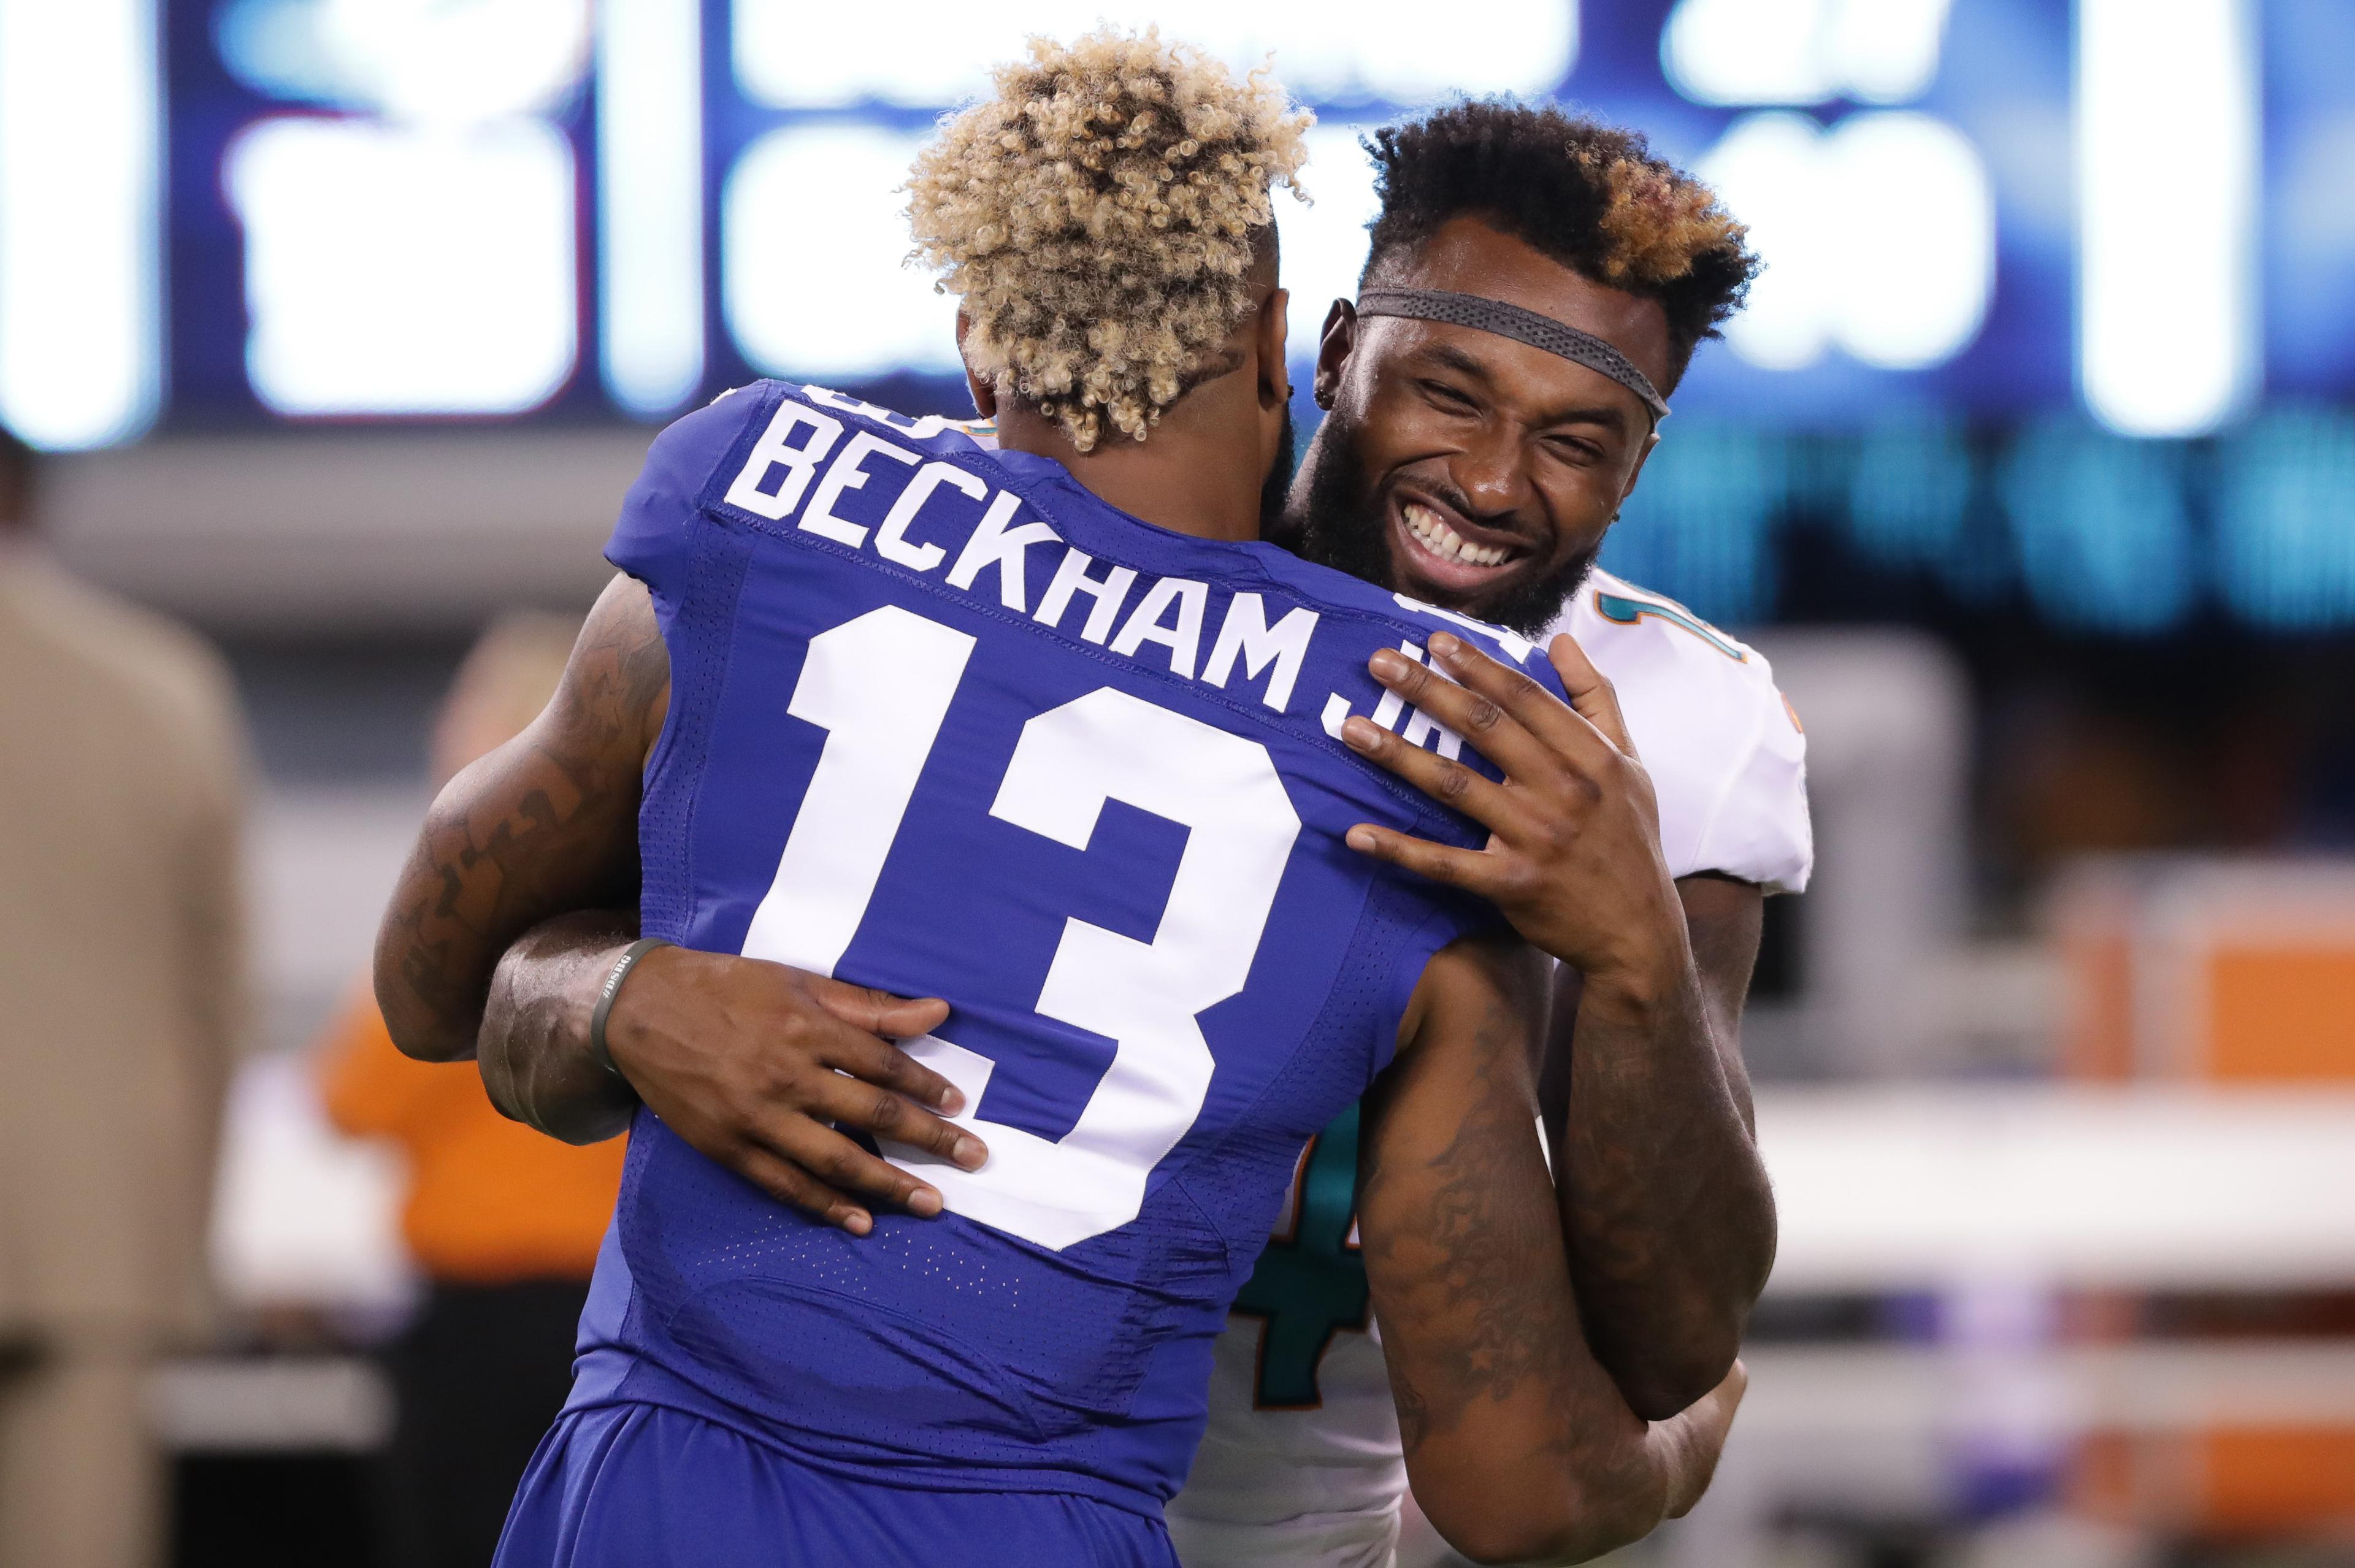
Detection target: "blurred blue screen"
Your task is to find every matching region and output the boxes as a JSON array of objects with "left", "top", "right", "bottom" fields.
[{"left": 0, "top": 0, "right": 2348, "bottom": 630}]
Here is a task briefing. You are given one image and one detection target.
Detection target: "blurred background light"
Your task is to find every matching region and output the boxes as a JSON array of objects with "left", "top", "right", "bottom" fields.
[
  {"left": 1999, "top": 421, "right": 2196, "bottom": 633},
  {"left": 1846, "top": 419, "right": 1974, "bottom": 568},
  {"left": 1701, "top": 110, "right": 1993, "bottom": 372},
  {"left": 732, "top": 0, "right": 1577, "bottom": 110},
  {"left": 215, "top": 0, "right": 592, "bottom": 125},
  {"left": 597, "top": 0, "right": 705, "bottom": 419},
  {"left": 228, "top": 118, "right": 580, "bottom": 415},
  {"left": 1282, "top": 124, "right": 1386, "bottom": 372},
  {"left": 2076, "top": 0, "right": 2259, "bottom": 438},
  {"left": 1825, "top": 113, "right": 1993, "bottom": 369},
  {"left": 723, "top": 126, "right": 960, "bottom": 381},
  {"left": 0, "top": 0, "right": 161, "bottom": 450},
  {"left": 1702, "top": 113, "right": 1838, "bottom": 369},
  {"left": 1598, "top": 422, "right": 1787, "bottom": 624},
  {"left": 1663, "top": 0, "right": 1955, "bottom": 107},
  {"left": 2215, "top": 410, "right": 2355, "bottom": 632}
]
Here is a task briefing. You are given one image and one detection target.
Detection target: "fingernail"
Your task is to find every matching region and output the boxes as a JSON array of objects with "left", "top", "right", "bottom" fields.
[
  {"left": 909, "top": 1188, "right": 943, "bottom": 1218},
  {"left": 843, "top": 1211, "right": 873, "bottom": 1236},
  {"left": 1340, "top": 717, "right": 1380, "bottom": 751},
  {"left": 936, "top": 1085, "right": 965, "bottom": 1113},
  {"left": 954, "top": 1136, "right": 987, "bottom": 1170},
  {"left": 1369, "top": 649, "right": 1406, "bottom": 680},
  {"left": 1430, "top": 631, "right": 1461, "bottom": 660},
  {"left": 1346, "top": 825, "right": 1377, "bottom": 852}
]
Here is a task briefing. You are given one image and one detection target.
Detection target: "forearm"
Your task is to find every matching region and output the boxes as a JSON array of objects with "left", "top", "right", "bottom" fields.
[
  {"left": 1559, "top": 949, "right": 1775, "bottom": 1418},
  {"left": 1365, "top": 940, "right": 1669, "bottom": 1565},
  {"left": 478, "top": 910, "right": 641, "bottom": 1144}
]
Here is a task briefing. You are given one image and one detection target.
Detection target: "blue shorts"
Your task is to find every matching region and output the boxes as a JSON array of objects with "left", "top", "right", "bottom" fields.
[{"left": 493, "top": 1402, "right": 1178, "bottom": 1567}]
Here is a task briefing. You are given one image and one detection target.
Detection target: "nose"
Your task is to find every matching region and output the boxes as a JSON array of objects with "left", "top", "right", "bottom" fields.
[{"left": 1445, "top": 423, "right": 1537, "bottom": 523}]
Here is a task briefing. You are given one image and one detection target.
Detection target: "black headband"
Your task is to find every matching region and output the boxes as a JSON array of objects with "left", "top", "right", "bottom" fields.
[{"left": 1355, "top": 287, "right": 1671, "bottom": 424}]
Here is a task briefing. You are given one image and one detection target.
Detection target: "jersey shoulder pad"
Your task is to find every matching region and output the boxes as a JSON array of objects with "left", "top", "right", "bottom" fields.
[
  {"left": 1552, "top": 570, "right": 1812, "bottom": 893},
  {"left": 604, "top": 382, "right": 776, "bottom": 596}
]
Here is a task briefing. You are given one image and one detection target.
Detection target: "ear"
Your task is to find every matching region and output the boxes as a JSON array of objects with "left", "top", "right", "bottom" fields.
[
  {"left": 956, "top": 310, "right": 998, "bottom": 419},
  {"left": 1254, "top": 287, "right": 1292, "bottom": 412},
  {"left": 1615, "top": 429, "right": 1663, "bottom": 513},
  {"left": 1313, "top": 299, "right": 1357, "bottom": 410}
]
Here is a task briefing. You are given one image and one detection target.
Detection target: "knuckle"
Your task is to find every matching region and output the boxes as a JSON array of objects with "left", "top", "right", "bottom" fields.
[
  {"left": 1463, "top": 695, "right": 1506, "bottom": 734},
  {"left": 1434, "top": 763, "right": 1474, "bottom": 803},
  {"left": 865, "top": 1089, "right": 908, "bottom": 1135}
]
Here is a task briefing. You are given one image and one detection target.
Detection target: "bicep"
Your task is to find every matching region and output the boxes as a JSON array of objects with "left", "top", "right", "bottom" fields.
[{"left": 372, "top": 574, "right": 668, "bottom": 1061}]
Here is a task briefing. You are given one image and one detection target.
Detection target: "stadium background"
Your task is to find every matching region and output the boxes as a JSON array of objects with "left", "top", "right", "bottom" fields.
[{"left": 4, "top": 0, "right": 2353, "bottom": 1562}]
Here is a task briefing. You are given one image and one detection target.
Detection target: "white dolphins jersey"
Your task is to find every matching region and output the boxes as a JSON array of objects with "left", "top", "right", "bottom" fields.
[{"left": 1164, "top": 568, "right": 1813, "bottom": 1568}]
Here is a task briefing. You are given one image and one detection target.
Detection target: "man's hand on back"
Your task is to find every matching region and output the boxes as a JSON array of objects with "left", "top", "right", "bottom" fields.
[
  {"left": 481, "top": 914, "right": 989, "bottom": 1237},
  {"left": 1333, "top": 628, "right": 1687, "bottom": 999}
]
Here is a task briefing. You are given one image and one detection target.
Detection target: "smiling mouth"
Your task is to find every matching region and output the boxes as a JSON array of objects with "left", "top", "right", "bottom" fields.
[{"left": 1395, "top": 499, "right": 1527, "bottom": 589}]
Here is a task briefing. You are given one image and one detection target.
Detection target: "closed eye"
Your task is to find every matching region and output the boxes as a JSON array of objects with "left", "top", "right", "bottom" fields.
[
  {"left": 1541, "top": 430, "right": 1605, "bottom": 464},
  {"left": 1418, "top": 379, "right": 1481, "bottom": 416}
]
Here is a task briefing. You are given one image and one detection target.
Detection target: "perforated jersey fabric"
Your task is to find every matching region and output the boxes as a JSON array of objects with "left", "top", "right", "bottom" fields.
[{"left": 524, "top": 382, "right": 1576, "bottom": 1557}]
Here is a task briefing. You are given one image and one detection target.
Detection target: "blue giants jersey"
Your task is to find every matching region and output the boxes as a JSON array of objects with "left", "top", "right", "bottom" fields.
[{"left": 573, "top": 380, "right": 1565, "bottom": 1518}]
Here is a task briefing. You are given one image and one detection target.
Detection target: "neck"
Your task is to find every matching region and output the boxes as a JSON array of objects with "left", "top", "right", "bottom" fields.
[{"left": 994, "top": 383, "right": 1265, "bottom": 545}]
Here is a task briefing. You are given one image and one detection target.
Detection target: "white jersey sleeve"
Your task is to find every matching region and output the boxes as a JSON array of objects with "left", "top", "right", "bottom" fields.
[{"left": 1553, "top": 569, "right": 1813, "bottom": 894}]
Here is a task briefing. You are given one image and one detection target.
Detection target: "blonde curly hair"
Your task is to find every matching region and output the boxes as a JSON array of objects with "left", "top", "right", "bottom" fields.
[{"left": 906, "top": 28, "right": 1311, "bottom": 452}]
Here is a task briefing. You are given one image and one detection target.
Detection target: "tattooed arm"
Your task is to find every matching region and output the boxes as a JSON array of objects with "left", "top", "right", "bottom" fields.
[
  {"left": 374, "top": 574, "right": 666, "bottom": 1066},
  {"left": 1343, "top": 633, "right": 1776, "bottom": 1420},
  {"left": 1358, "top": 934, "right": 1745, "bottom": 1565},
  {"left": 1538, "top": 873, "right": 1771, "bottom": 1420},
  {"left": 375, "top": 572, "right": 983, "bottom": 1220}
]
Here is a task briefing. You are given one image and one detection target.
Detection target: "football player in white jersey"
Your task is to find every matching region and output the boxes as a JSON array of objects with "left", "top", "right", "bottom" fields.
[
  {"left": 1169, "top": 572, "right": 1809, "bottom": 1567},
  {"left": 1164, "top": 104, "right": 1810, "bottom": 1565}
]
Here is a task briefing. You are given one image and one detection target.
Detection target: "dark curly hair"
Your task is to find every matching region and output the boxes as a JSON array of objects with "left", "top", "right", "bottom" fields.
[{"left": 1361, "top": 100, "right": 1760, "bottom": 390}]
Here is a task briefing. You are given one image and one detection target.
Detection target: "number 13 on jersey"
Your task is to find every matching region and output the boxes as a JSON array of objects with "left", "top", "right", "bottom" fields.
[{"left": 740, "top": 605, "right": 1303, "bottom": 1251}]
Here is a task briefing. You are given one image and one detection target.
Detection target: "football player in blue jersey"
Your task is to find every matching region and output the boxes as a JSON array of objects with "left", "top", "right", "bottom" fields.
[
  {"left": 376, "top": 32, "right": 1742, "bottom": 1568},
  {"left": 450, "top": 104, "right": 1799, "bottom": 1568}
]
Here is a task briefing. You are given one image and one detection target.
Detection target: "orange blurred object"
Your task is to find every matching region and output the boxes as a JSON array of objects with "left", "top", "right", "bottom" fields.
[
  {"left": 2056, "top": 858, "right": 2355, "bottom": 1539},
  {"left": 2077, "top": 1427, "right": 2355, "bottom": 1537},
  {"left": 2055, "top": 860, "right": 2355, "bottom": 1082},
  {"left": 318, "top": 987, "right": 624, "bottom": 1284}
]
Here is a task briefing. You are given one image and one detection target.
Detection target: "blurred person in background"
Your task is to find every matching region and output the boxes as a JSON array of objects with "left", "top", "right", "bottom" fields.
[
  {"left": 316, "top": 612, "right": 624, "bottom": 1568},
  {"left": 0, "top": 425, "right": 251, "bottom": 1568}
]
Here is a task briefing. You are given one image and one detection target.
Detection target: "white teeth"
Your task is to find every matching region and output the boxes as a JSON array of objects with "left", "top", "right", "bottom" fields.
[{"left": 1404, "top": 503, "right": 1511, "bottom": 568}]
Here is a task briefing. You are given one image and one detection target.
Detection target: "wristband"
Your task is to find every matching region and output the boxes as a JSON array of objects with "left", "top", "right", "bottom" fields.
[{"left": 589, "top": 938, "right": 675, "bottom": 1083}]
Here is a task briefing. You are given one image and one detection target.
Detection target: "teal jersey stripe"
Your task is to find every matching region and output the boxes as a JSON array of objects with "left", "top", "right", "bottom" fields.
[{"left": 1594, "top": 591, "right": 1747, "bottom": 662}]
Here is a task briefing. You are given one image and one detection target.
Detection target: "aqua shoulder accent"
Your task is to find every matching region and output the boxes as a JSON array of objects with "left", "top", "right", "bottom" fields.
[{"left": 1595, "top": 591, "right": 1747, "bottom": 662}]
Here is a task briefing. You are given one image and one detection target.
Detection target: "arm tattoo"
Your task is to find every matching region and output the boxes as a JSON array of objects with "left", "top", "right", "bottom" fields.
[
  {"left": 1552, "top": 875, "right": 1775, "bottom": 1415},
  {"left": 1360, "top": 985, "right": 1577, "bottom": 1453},
  {"left": 375, "top": 580, "right": 667, "bottom": 1060}
]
